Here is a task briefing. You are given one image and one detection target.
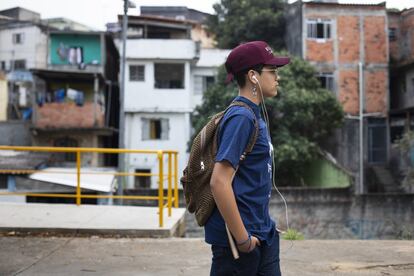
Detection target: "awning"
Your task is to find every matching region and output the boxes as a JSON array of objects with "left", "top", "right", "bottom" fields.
[
  {"left": 29, "top": 167, "right": 116, "bottom": 193},
  {"left": 7, "top": 70, "right": 34, "bottom": 82}
]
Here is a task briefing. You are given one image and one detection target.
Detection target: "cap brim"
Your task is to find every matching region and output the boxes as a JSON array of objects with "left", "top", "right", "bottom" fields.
[{"left": 265, "top": 56, "right": 290, "bottom": 67}]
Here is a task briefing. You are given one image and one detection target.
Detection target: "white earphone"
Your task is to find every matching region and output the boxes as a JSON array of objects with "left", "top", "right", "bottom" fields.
[{"left": 252, "top": 75, "right": 258, "bottom": 83}]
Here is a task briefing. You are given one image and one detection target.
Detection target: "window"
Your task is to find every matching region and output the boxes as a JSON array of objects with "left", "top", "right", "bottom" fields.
[
  {"left": 54, "top": 137, "right": 78, "bottom": 162},
  {"left": 12, "top": 33, "right": 24, "bottom": 44},
  {"left": 154, "top": 63, "right": 184, "bottom": 89},
  {"left": 194, "top": 75, "right": 215, "bottom": 94},
  {"left": 412, "top": 78, "right": 414, "bottom": 95},
  {"left": 317, "top": 73, "right": 334, "bottom": 92},
  {"left": 0, "top": 61, "right": 5, "bottom": 70},
  {"left": 135, "top": 169, "right": 151, "bottom": 189},
  {"left": 142, "top": 118, "right": 169, "bottom": 140},
  {"left": 129, "top": 65, "right": 145, "bottom": 81},
  {"left": 307, "top": 19, "right": 332, "bottom": 39},
  {"left": 0, "top": 175, "right": 7, "bottom": 189},
  {"left": 389, "top": 28, "right": 397, "bottom": 41},
  {"left": 67, "top": 47, "right": 83, "bottom": 65},
  {"left": 368, "top": 118, "right": 387, "bottom": 164},
  {"left": 401, "top": 78, "right": 406, "bottom": 94},
  {"left": 13, "top": 60, "right": 26, "bottom": 70}
]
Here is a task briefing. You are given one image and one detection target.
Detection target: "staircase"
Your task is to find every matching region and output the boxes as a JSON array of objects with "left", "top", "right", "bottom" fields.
[{"left": 369, "top": 165, "right": 401, "bottom": 193}]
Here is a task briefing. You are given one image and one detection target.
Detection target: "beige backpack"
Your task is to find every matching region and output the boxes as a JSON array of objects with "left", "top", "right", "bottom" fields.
[{"left": 181, "top": 101, "right": 259, "bottom": 226}]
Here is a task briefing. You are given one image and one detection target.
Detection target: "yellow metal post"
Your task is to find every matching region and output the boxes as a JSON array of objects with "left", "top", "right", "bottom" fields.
[
  {"left": 167, "top": 152, "right": 172, "bottom": 217},
  {"left": 158, "top": 151, "right": 164, "bottom": 227},
  {"left": 76, "top": 151, "right": 81, "bottom": 206},
  {"left": 174, "top": 153, "right": 178, "bottom": 208}
]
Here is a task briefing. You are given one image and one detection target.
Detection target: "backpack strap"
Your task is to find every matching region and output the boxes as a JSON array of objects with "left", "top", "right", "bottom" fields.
[{"left": 225, "top": 100, "right": 260, "bottom": 162}]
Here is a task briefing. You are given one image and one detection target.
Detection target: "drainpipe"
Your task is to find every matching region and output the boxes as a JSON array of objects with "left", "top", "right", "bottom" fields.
[
  {"left": 359, "top": 61, "right": 364, "bottom": 195},
  {"left": 94, "top": 74, "right": 98, "bottom": 126}
]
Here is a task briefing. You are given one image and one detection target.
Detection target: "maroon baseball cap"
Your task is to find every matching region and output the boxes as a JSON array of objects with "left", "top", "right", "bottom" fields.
[{"left": 225, "top": 41, "right": 290, "bottom": 83}]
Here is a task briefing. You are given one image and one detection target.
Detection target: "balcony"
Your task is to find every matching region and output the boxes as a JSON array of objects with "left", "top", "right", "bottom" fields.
[{"left": 124, "top": 39, "right": 199, "bottom": 60}]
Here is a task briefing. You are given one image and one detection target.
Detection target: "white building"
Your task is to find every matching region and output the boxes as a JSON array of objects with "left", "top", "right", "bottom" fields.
[
  {"left": 0, "top": 8, "right": 48, "bottom": 72},
  {"left": 117, "top": 15, "right": 230, "bottom": 189}
]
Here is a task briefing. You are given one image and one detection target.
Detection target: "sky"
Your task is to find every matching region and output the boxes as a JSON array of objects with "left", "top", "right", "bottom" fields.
[{"left": 0, "top": 0, "right": 413, "bottom": 31}]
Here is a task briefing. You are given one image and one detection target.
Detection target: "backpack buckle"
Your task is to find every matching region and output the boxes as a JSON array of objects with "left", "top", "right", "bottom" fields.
[{"left": 200, "top": 161, "right": 205, "bottom": 171}]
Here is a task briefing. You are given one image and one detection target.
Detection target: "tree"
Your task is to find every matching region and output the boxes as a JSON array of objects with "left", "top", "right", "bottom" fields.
[
  {"left": 191, "top": 55, "right": 344, "bottom": 186},
  {"left": 207, "top": 0, "right": 286, "bottom": 50}
]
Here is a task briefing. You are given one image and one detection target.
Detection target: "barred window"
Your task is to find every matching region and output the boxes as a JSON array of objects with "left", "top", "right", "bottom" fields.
[
  {"left": 307, "top": 19, "right": 332, "bottom": 39},
  {"left": 154, "top": 63, "right": 184, "bottom": 89},
  {"left": 316, "top": 73, "right": 334, "bottom": 92},
  {"left": 129, "top": 65, "right": 145, "bottom": 81}
]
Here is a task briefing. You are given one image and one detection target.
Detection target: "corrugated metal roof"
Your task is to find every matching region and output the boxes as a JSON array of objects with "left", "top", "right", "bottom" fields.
[
  {"left": 119, "top": 14, "right": 198, "bottom": 26},
  {"left": 0, "top": 151, "right": 51, "bottom": 172},
  {"left": 29, "top": 167, "right": 116, "bottom": 192},
  {"left": 304, "top": 1, "right": 386, "bottom": 8}
]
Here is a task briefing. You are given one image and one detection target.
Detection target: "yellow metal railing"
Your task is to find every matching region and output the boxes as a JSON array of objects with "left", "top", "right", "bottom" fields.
[{"left": 0, "top": 146, "right": 179, "bottom": 227}]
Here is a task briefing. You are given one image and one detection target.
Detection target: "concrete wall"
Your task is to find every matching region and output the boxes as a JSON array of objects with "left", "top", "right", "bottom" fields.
[
  {"left": 0, "top": 25, "right": 47, "bottom": 70},
  {"left": 0, "top": 121, "right": 32, "bottom": 146},
  {"left": 124, "top": 112, "right": 189, "bottom": 189},
  {"left": 183, "top": 188, "right": 414, "bottom": 239},
  {"left": 122, "top": 39, "right": 197, "bottom": 60},
  {"left": 32, "top": 132, "right": 103, "bottom": 167},
  {"left": 389, "top": 9, "right": 414, "bottom": 65},
  {"left": 124, "top": 60, "right": 192, "bottom": 112},
  {"left": 285, "top": 2, "right": 303, "bottom": 57},
  {"left": 49, "top": 33, "right": 102, "bottom": 65},
  {"left": 269, "top": 188, "right": 414, "bottom": 239}
]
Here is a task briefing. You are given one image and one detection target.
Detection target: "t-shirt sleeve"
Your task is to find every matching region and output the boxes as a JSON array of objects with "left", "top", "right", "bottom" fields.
[{"left": 215, "top": 113, "right": 255, "bottom": 169}]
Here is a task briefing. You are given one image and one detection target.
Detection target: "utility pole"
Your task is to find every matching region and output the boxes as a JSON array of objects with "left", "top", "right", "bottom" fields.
[
  {"left": 358, "top": 61, "right": 364, "bottom": 195},
  {"left": 118, "top": 0, "right": 136, "bottom": 203}
]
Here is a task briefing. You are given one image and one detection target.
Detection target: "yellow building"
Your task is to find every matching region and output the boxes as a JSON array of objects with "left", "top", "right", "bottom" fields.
[{"left": 0, "top": 72, "right": 7, "bottom": 121}]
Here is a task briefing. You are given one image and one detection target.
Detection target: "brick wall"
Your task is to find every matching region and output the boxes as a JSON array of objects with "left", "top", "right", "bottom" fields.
[
  {"left": 364, "top": 16, "right": 387, "bottom": 64},
  {"left": 304, "top": 5, "right": 388, "bottom": 115},
  {"left": 365, "top": 70, "right": 387, "bottom": 114},
  {"left": 35, "top": 102, "right": 104, "bottom": 129},
  {"left": 339, "top": 70, "right": 359, "bottom": 114},
  {"left": 306, "top": 40, "right": 334, "bottom": 62},
  {"left": 338, "top": 16, "right": 360, "bottom": 63}
]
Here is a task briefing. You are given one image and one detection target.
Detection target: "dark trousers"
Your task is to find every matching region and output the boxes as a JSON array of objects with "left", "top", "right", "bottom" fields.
[{"left": 210, "top": 233, "right": 281, "bottom": 276}]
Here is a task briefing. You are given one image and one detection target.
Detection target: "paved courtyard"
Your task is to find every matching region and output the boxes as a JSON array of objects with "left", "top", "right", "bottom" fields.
[{"left": 1, "top": 236, "right": 413, "bottom": 275}]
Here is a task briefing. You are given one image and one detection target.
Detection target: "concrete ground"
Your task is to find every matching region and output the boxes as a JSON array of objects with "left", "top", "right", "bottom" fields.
[
  {"left": 0, "top": 203, "right": 186, "bottom": 237},
  {"left": 1, "top": 237, "right": 413, "bottom": 276}
]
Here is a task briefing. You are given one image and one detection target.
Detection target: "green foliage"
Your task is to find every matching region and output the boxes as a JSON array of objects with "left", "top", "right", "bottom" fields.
[
  {"left": 398, "top": 226, "right": 413, "bottom": 240},
  {"left": 282, "top": 228, "right": 305, "bottom": 240},
  {"left": 394, "top": 130, "right": 414, "bottom": 190},
  {"left": 207, "top": 0, "right": 286, "bottom": 50},
  {"left": 191, "top": 55, "right": 344, "bottom": 186},
  {"left": 196, "top": 0, "right": 344, "bottom": 185}
]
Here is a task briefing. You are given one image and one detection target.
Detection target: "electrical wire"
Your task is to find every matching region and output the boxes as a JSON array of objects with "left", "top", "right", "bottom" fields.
[{"left": 255, "top": 79, "right": 294, "bottom": 253}]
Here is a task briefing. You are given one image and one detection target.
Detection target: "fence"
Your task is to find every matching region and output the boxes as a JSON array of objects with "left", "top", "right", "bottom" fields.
[{"left": 0, "top": 146, "right": 179, "bottom": 227}]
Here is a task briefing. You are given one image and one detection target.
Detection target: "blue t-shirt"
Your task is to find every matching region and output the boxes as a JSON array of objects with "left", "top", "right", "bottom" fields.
[{"left": 204, "top": 96, "right": 276, "bottom": 247}]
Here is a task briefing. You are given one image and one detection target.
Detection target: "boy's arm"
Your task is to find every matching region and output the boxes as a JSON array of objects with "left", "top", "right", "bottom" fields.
[{"left": 210, "top": 161, "right": 260, "bottom": 252}]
